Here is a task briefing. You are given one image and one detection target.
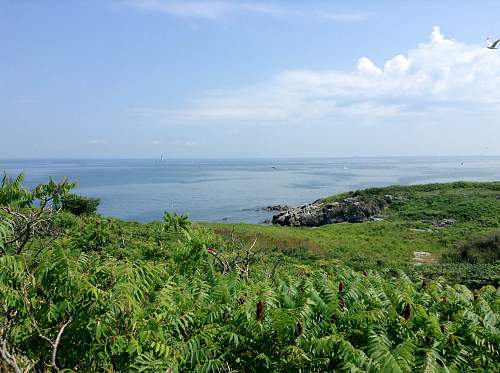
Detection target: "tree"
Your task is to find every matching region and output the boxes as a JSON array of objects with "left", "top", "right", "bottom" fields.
[
  {"left": 61, "top": 194, "right": 100, "bottom": 216},
  {"left": 0, "top": 173, "right": 75, "bottom": 256}
]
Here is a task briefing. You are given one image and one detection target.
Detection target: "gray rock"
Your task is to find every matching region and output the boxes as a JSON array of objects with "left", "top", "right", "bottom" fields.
[
  {"left": 272, "top": 195, "right": 392, "bottom": 227},
  {"left": 260, "top": 205, "right": 290, "bottom": 212},
  {"left": 432, "top": 218, "right": 457, "bottom": 228}
]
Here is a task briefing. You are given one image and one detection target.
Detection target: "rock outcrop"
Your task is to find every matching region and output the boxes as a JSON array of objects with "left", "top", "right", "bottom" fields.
[
  {"left": 432, "top": 218, "right": 456, "bottom": 228},
  {"left": 260, "top": 205, "right": 290, "bottom": 212},
  {"left": 272, "top": 195, "right": 393, "bottom": 227}
]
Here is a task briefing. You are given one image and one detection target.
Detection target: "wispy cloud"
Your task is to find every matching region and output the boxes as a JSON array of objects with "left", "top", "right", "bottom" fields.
[
  {"left": 89, "top": 139, "right": 108, "bottom": 145},
  {"left": 170, "top": 139, "right": 197, "bottom": 147},
  {"left": 126, "top": 0, "right": 231, "bottom": 18},
  {"left": 135, "top": 27, "right": 500, "bottom": 126},
  {"left": 320, "top": 12, "right": 368, "bottom": 22},
  {"left": 125, "top": 0, "right": 368, "bottom": 21},
  {"left": 12, "top": 97, "right": 40, "bottom": 104}
]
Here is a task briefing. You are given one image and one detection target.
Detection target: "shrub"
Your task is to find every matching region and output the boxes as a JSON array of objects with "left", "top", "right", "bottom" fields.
[
  {"left": 62, "top": 194, "right": 100, "bottom": 216},
  {"left": 443, "top": 230, "right": 500, "bottom": 264}
]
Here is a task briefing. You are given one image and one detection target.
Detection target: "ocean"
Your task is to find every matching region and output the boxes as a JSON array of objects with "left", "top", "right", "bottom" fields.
[{"left": 1, "top": 157, "right": 500, "bottom": 223}]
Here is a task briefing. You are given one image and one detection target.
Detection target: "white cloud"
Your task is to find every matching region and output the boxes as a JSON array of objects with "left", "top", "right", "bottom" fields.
[
  {"left": 147, "top": 26, "right": 500, "bottom": 125},
  {"left": 170, "top": 140, "right": 197, "bottom": 147},
  {"left": 151, "top": 140, "right": 163, "bottom": 145},
  {"left": 321, "top": 12, "right": 368, "bottom": 22},
  {"left": 125, "top": 0, "right": 368, "bottom": 21},
  {"left": 125, "top": 0, "right": 284, "bottom": 18},
  {"left": 357, "top": 57, "right": 383, "bottom": 76},
  {"left": 383, "top": 54, "right": 411, "bottom": 75},
  {"left": 89, "top": 139, "right": 107, "bottom": 145},
  {"left": 126, "top": 0, "right": 231, "bottom": 18}
]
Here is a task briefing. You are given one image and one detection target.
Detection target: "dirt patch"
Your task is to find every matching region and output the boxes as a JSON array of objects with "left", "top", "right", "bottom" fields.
[
  {"left": 413, "top": 251, "right": 434, "bottom": 265},
  {"left": 410, "top": 228, "right": 434, "bottom": 233}
]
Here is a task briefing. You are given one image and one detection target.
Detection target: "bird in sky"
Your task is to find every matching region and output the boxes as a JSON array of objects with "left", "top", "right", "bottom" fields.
[{"left": 486, "top": 37, "right": 500, "bottom": 49}]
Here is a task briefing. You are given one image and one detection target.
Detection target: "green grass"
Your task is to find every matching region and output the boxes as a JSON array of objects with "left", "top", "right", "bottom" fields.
[{"left": 205, "top": 181, "right": 500, "bottom": 278}]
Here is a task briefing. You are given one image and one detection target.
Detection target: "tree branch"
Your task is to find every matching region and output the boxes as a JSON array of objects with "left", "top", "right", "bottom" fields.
[
  {"left": 22, "top": 290, "right": 53, "bottom": 346},
  {"left": 51, "top": 316, "right": 72, "bottom": 372},
  {"left": 0, "top": 309, "right": 23, "bottom": 373},
  {"left": 236, "top": 237, "right": 257, "bottom": 280},
  {"left": 207, "top": 247, "right": 230, "bottom": 273},
  {"left": 22, "top": 289, "right": 73, "bottom": 372}
]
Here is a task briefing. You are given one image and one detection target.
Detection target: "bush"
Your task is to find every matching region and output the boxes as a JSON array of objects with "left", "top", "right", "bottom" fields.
[
  {"left": 443, "top": 230, "right": 500, "bottom": 264},
  {"left": 414, "top": 263, "right": 500, "bottom": 288},
  {"left": 61, "top": 194, "right": 100, "bottom": 216}
]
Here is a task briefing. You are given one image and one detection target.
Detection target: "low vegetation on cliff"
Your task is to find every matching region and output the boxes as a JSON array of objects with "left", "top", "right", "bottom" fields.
[
  {"left": 212, "top": 181, "right": 500, "bottom": 288},
  {"left": 1, "top": 174, "right": 499, "bottom": 372}
]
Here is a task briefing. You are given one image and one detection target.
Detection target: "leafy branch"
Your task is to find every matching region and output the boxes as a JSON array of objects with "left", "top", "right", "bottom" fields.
[
  {"left": 0, "top": 173, "right": 75, "bottom": 255},
  {"left": 22, "top": 289, "right": 73, "bottom": 372}
]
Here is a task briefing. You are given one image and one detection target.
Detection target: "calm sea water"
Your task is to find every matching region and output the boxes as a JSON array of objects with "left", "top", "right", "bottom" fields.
[{"left": 1, "top": 157, "right": 500, "bottom": 223}]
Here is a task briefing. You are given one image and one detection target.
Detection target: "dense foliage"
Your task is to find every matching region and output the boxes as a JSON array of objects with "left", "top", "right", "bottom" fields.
[
  {"left": 448, "top": 231, "right": 500, "bottom": 264},
  {"left": 61, "top": 194, "right": 100, "bottom": 216},
  {"left": 1, "top": 175, "right": 499, "bottom": 372}
]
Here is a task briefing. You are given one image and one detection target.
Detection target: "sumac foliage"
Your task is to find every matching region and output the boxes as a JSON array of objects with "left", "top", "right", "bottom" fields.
[{"left": 0, "top": 176, "right": 499, "bottom": 372}]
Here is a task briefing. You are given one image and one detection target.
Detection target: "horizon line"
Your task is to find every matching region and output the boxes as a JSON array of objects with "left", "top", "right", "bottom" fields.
[{"left": 1, "top": 155, "right": 500, "bottom": 161}]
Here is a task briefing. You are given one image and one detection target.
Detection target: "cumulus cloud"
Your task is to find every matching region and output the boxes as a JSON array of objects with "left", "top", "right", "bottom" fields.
[{"left": 150, "top": 26, "right": 500, "bottom": 125}]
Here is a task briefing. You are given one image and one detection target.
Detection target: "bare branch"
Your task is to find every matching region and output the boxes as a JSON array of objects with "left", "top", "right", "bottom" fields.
[
  {"left": 235, "top": 237, "right": 257, "bottom": 280},
  {"left": 247, "top": 237, "right": 258, "bottom": 253},
  {"left": 1, "top": 207, "right": 30, "bottom": 223},
  {"left": 2, "top": 200, "right": 59, "bottom": 256},
  {"left": 51, "top": 316, "right": 72, "bottom": 372},
  {"left": 266, "top": 261, "right": 281, "bottom": 279},
  {"left": 0, "top": 309, "right": 23, "bottom": 373},
  {"left": 208, "top": 237, "right": 258, "bottom": 279},
  {"left": 22, "top": 289, "right": 73, "bottom": 372},
  {"left": 207, "top": 247, "right": 230, "bottom": 273},
  {"left": 4, "top": 225, "right": 30, "bottom": 246}
]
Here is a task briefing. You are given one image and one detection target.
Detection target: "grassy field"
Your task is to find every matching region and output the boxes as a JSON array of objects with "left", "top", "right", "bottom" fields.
[{"left": 205, "top": 181, "right": 500, "bottom": 281}]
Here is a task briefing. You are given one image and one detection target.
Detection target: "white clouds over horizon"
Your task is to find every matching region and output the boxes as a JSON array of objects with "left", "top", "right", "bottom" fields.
[{"left": 142, "top": 27, "right": 500, "bottom": 126}]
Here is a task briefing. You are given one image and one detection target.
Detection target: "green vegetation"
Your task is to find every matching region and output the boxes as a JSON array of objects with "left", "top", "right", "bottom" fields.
[
  {"left": 210, "top": 181, "right": 500, "bottom": 287},
  {"left": 0, "top": 175, "right": 499, "bottom": 372},
  {"left": 61, "top": 194, "right": 100, "bottom": 216},
  {"left": 443, "top": 231, "right": 500, "bottom": 264}
]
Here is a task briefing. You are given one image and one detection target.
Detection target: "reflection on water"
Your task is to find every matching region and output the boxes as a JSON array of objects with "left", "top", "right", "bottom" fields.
[{"left": 1, "top": 157, "right": 499, "bottom": 223}]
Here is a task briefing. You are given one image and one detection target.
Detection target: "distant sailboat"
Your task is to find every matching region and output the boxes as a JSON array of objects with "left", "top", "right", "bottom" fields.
[{"left": 159, "top": 154, "right": 168, "bottom": 162}]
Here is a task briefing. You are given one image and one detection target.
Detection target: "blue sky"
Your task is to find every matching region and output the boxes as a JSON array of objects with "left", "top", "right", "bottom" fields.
[{"left": 1, "top": 0, "right": 500, "bottom": 158}]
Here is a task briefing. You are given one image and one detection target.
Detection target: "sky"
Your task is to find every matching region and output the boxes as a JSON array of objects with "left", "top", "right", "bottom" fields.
[{"left": 1, "top": 0, "right": 500, "bottom": 158}]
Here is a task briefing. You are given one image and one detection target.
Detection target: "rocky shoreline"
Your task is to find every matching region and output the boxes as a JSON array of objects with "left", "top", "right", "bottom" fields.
[
  {"left": 259, "top": 205, "right": 291, "bottom": 212},
  {"left": 271, "top": 195, "right": 394, "bottom": 227}
]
